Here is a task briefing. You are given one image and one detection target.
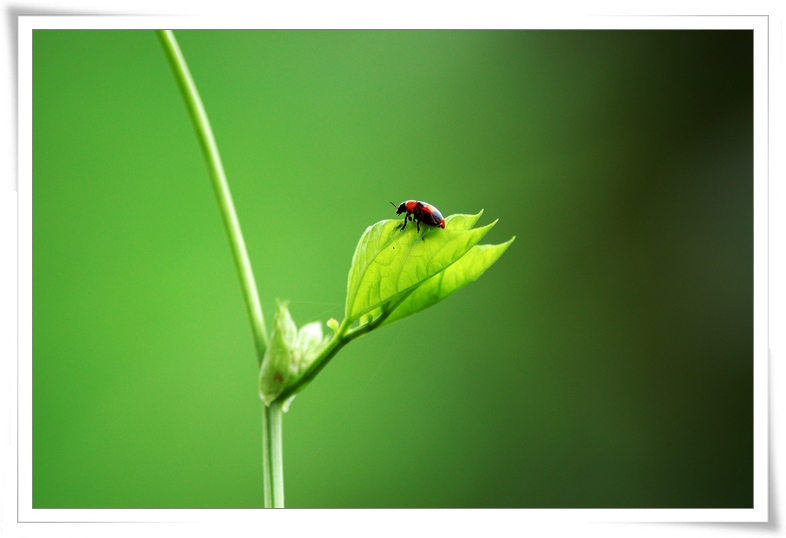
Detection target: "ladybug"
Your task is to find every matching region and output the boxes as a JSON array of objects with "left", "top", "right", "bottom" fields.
[{"left": 390, "top": 200, "right": 446, "bottom": 233}]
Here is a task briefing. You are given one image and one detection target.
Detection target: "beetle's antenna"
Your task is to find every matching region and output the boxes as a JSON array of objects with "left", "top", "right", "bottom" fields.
[{"left": 390, "top": 202, "right": 397, "bottom": 209}]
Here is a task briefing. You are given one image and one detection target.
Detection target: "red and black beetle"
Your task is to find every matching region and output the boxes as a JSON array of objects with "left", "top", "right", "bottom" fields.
[{"left": 390, "top": 200, "right": 446, "bottom": 232}]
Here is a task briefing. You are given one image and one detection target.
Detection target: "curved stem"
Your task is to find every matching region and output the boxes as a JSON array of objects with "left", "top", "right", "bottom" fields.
[
  {"left": 276, "top": 298, "right": 405, "bottom": 402},
  {"left": 156, "top": 30, "right": 268, "bottom": 361},
  {"left": 157, "top": 29, "right": 278, "bottom": 507}
]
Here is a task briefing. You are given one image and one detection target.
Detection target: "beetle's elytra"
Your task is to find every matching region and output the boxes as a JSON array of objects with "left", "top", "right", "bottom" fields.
[{"left": 390, "top": 200, "right": 446, "bottom": 233}]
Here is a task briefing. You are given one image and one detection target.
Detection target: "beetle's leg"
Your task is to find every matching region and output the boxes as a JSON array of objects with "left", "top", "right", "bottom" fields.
[
  {"left": 400, "top": 214, "right": 408, "bottom": 231},
  {"left": 416, "top": 218, "right": 420, "bottom": 232}
]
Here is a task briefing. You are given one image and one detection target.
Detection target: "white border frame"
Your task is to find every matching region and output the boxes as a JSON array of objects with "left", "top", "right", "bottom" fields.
[{"left": 13, "top": 13, "right": 770, "bottom": 534}]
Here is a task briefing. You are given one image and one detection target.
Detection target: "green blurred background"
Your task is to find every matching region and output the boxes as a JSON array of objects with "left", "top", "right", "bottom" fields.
[{"left": 32, "top": 30, "right": 753, "bottom": 508}]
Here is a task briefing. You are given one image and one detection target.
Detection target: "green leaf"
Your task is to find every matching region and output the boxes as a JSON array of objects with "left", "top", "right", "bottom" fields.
[
  {"left": 270, "top": 211, "right": 513, "bottom": 407},
  {"left": 382, "top": 237, "right": 515, "bottom": 326},
  {"left": 259, "top": 302, "right": 329, "bottom": 406},
  {"left": 258, "top": 301, "right": 297, "bottom": 405},
  {"left": 344, "top": 211, "right": 494, "bottom": 323},
  {"left": 293, "top": 321, "right": 329, "bottom": 372}
]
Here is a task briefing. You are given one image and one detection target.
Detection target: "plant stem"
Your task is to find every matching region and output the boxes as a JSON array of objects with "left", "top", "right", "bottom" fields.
[
  {"left": 261, "top": 405, "right": 273, "bottom": 507},
  {"left": 157, "top": 29, "right": 281, "bottom": 507},
  {"left": 156, "top": 30, "right": 268, "bottom": 361},
  {"left": 269, "top": 401, "right": 285, "bottom": 507},
  {"left": 277, "top": 298, "right": 405, "bottom": 402},
  {"left": 261, "top": 402, "right": 284, "bottom": 507}
]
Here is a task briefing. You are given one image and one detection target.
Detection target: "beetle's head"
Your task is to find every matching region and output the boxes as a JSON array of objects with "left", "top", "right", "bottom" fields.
[{"left": 390, "top": 201, "right": 405, "bottom": 215}]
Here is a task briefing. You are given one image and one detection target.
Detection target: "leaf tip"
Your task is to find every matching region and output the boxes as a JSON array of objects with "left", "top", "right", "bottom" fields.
[{"left": 494, "top": 236, "right": 516, "bottom": 253}]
